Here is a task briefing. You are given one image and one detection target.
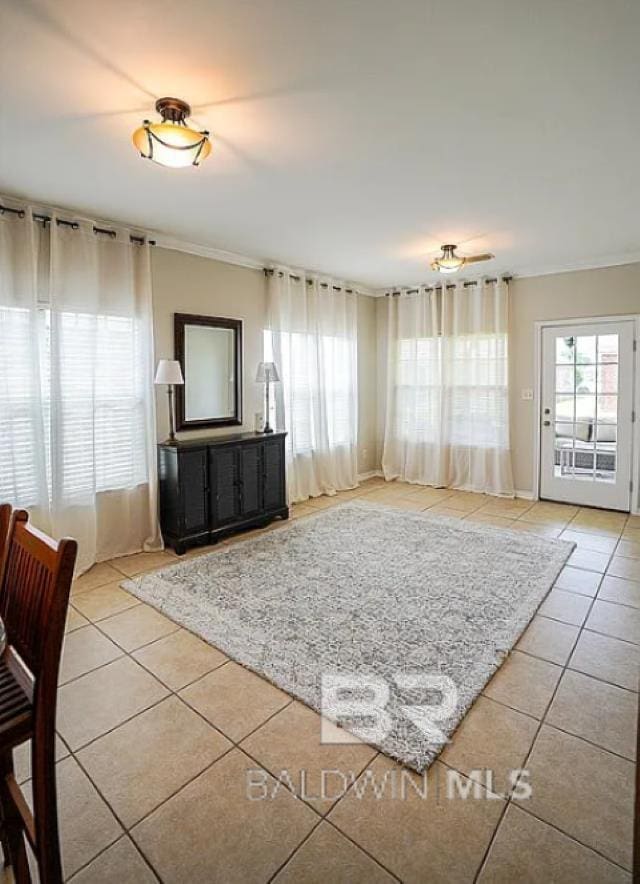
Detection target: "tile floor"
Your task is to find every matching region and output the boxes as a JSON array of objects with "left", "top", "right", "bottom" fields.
[{"left": 24, "top": 478, "right": 639, "bottom": 881}]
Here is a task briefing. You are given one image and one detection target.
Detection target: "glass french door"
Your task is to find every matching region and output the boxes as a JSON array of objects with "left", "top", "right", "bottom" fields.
[{"left": 540, "top": 321, "right": 635, "bottom": 511}]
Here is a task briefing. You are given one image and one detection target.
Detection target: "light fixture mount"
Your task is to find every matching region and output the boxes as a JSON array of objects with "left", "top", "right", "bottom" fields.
[
  {"left": 430, "top": 243, "right": 494, "bottom": 274},
  {"left": 132, "top": 97, "right": 212, "bottom": 168},
  {"left": 155, "top": 97, "right": 191, "bottom": 123}
]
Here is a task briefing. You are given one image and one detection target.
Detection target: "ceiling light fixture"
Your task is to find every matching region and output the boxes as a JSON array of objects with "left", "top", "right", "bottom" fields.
[
  {"left": 430, "top": 244, "right": 495, "bottom": 274},
  {"left": 132, "top": 98, "right": 211, "bottom": 168}
]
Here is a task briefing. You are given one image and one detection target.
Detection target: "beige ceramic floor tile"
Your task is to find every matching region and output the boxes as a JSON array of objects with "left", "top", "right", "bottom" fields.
[
  {"left": 554, "top": 566, "right": 602, "bottom": 597},
  {"left": 616, "top": 539, "right": 640, "bottom": 559},
  {"left": 241, "top": 702, "right": 377, "bottom": 813},
  {"left": 71, "top": 562, "right": 122, "bottom": 596},
  {"left": 379, "top": 497, "right": 427, "bottom": 511},
  {"left": 131, "top": 749, "right": 317, "bottom": 883},
  {"left": 290, "top": 504, "right": 316, "bottom": 520},
  {"left": 465, "top": 513, "right": 517, "bottom": 529},
  {"left": 111, "top": 551, "right": 175, "bottom": 578},
  {"left": 78, "top": 696, "right": 232, "bottom": 827},
  {"left": 133, "top": 628, "right": 228, "bottom": 690},
  {"left": 180, "top": 661, "right": 291, "bottom": 742},
  {"left": 476, "top": 499, "right": 533, "bottom": 517},
  {"left": 328, "top": 756, "right": 504, "bottom": 883},
  {"left": 516, "top": 616, "right": 580, "bottom": 665},
  {"left": 560, "top": 530, "right": 618, "bottom": 554},
  {"left": 607, "top": 556, "right": 640, "bottom": 582},
  {"left": 57, "top": 656, "right": 169, "bottom": 750},
  {"left": 13, "top": 734, "right": 69, "bottom": 785},
  {"left": 483, "top": 650, "right": 562, "bottom": 719},
  {"left": 598, "top": 575, "right": 640, "bottom": 608},
  {"left": 273, "top": 821, "right": 394, "bottom": 884},
  {"left": 71, "top": 581, "right": 141, "bottom": 622},
  {"left": 514, "top": 725, "right": 634, "bottom": 869},
  {"left": 509, "top": 521, "right": 561, "bottom": 539},
  {"left": 538, "top": 589, "right": 592, "bottom": 627},
  {"left": 68, "top": 836, "right": 157, "bottom": 884},
  {"left": 98, "top": 603, "right": 180, "bottom": 652},
  {"left": 586, "top": 600, "right": 640, "bottom": 644},
  {"left": 440, "top": 696, "right": 538, "bottom": 796},
  {"left": 41, "top": 756, "right": 122, "bottom": 879},
  {"left": 478, "top": 804, "right": 630, "bottom": 884},
  {"left": 424, "top": 505, "right": 468, "bottom": 519},
  {"left": 567, "top": 547, "right": 611, "bottom": 573},
  {"left": 569, "top": 630, "right": 639, "bottom": 692},
  {"left": 546, "top": 670, "right": 637, "bottom": 760},
  {"left": 567, "top": 519, "right": 622, "bottom": 538},
  {"left": 66, "top": 607, "right": 89, "bottom": 633},
  {"left": 59, "top": 625, "right": 123, "bottom": 685},
  {"left": 402, "top": 487, "right": 455, "bottom": 504},
  {"left": 305, "top": 495, "right": 341, "bottom": 509}
]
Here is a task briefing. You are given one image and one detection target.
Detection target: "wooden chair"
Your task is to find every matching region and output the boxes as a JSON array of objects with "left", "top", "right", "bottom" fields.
[
  {"left": 0, "top": 510, "right": 77, "bottom": 884},
  {"left": 0, "top": 504, "right": 11, "bottom": 581}
]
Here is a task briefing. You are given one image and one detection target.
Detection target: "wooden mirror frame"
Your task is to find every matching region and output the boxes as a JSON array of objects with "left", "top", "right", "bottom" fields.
[{"left": 174, "top": 312, "right": 243, "bottom": 431}]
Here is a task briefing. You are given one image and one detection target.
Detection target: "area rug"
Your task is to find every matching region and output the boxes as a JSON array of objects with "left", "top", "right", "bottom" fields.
[{"left": 122, "top": 501, "right": 574, "bottom": 771}]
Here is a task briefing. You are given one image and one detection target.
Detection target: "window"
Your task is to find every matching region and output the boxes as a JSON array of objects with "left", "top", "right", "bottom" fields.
[
  {"left": 263, "top": 329, "right": 355, "bottom": 453},
  {"left": 0, "top": 306, "right": 149, "bottom": 508},
  {"left": 393, "top": 332, "right": 509, "bottom": 449}
]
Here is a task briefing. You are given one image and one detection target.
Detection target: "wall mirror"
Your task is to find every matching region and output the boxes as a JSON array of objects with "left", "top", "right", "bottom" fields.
[{"left": 174, "top": 313, "right": 242, "bottom": 430}]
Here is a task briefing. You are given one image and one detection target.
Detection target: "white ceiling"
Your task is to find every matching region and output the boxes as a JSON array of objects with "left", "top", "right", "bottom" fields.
[{"left": 2, "top": 0, "right": 640, "bottom": 289}]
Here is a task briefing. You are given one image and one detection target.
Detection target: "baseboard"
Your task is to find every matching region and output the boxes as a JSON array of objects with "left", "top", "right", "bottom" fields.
[
  {"left": 515, "top": 489, "right": 537, "bottom": 500},
  {"left": 357, "top": 470, "right": 384, "bottom": 482}
]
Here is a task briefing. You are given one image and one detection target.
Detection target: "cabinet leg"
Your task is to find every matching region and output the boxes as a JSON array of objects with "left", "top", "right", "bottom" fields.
[{"left": 174, "top": 542, "right": 187, "bottom": 556}]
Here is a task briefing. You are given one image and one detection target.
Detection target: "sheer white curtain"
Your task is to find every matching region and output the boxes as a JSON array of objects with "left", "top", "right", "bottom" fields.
[
  {"left": 382, "top": 279, "right": 514, "bottom": 496},
  {"left": 0, "top": 200, "right": 161, "bottom": 572},
  {"left": 266, "top": 268, "right": 358, "bottom": 502}
]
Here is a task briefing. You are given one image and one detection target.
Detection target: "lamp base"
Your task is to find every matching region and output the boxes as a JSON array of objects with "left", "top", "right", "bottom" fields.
[{"left": 263, "top": 424, "right": 274, "bottom": 434}]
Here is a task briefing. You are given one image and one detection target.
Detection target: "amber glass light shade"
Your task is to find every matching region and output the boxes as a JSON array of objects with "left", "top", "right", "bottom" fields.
[{"left": 132, "top": 99, "right": 212, "bottom": 169}]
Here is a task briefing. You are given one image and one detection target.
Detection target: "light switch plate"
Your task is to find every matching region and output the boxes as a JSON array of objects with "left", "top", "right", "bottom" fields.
[{"left": 521, "top": 388, "right": 534, "bottom": 400}]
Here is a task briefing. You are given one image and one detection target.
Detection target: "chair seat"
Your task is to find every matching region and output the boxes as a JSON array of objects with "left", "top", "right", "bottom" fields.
[{"left": 0, "top": 660, "right": 32, "bottom": 746}]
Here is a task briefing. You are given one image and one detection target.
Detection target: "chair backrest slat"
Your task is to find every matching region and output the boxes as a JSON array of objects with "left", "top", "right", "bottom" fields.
[{"left": 0, "top": 513, "right": 77, "bottom": 684}]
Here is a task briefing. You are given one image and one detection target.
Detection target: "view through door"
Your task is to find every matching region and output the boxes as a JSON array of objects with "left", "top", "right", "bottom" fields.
[{"left": 539, "top": 320, "right": 635, "bottom": 511}]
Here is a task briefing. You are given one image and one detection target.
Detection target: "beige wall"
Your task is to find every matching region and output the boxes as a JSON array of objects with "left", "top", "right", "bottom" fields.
[
  {"left": 151, "top": 246, "right": 379, "bottom": 474},
  {"left": 373, "top": 262, "right": 640, "bottom": 496},
  {"left": 357, "top": 294, "right": 378, "bottom": 474},
  {"left": 509, "top": 262, "right": 640, "bottom": 493},
  {"left": 151, "top": 247, "right": 266, "bottom": 440}
]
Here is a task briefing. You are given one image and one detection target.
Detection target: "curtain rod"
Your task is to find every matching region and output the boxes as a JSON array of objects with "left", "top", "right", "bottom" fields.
[
  {"left": 385, "top": 276, "right": 512, "bottom": 296},
  {"left": 264, "top": 268, "right": 356, "bottom": 294},
  {"left": 0, "top": 204, "right": 155, "bottom": 246}
]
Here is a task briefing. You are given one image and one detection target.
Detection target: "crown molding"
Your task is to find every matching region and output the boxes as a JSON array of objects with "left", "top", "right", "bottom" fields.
[
  {"left": 151, "top": 234, "right": 265, "bottom": 271},
  {"left": 370, "top": 252, "right": 640, "bottom": 295}
]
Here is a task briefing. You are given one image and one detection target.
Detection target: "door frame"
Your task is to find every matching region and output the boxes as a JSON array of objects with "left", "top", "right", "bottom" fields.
[{"left": 532, "top": 314, "right": 640, "bottom": 513}]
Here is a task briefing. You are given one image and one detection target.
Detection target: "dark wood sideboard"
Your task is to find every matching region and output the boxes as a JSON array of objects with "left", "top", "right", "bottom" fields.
[{"left": 158, "top": 431, "right": 288, "bottom": 554}]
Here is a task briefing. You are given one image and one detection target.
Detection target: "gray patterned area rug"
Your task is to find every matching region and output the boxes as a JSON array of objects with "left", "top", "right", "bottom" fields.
[{"left": 123, "top": 501, "right": 574, "bottom": 771}]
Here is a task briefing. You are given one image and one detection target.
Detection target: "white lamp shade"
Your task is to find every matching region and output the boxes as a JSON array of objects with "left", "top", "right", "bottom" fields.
[
  {"left": 255, "top": 361, "right": 280, "bottom": 383},
  {"left": 154, "top": 359, "right": 184, "bottom": 385}
]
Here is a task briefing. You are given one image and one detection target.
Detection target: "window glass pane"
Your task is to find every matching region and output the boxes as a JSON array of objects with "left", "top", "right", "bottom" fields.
[
  {"left": 556, "top": 336, "right": 575, "bottom": 364},
  {"left": 555, "top": 365, "right": 574, "bottom": 393},
  {"left": 597, "top": 364, "right": 618, "bottom": 395},
  {"left": 555, "top": 395, "right": 574, "bottom": 421},
  {"left": 597, "top": 395, "right": 618, "bottom": 424},
  {"left": 554, "top": 421, "right": 575, "bottom": 440},
  {"left": 575, "top": 394, "right": 595, "bottom": 421},
  {"left": 594, "top": 423, "right": 617, "bottom": 443},
  {"left": 597, "top": 334, "right": 618, "bottom": 363},
  {"left": 576, "top": 335, "right": 596, "bottom": 364},
  {"left": 575, "top": 365, "right": 595, "bottom": 394}
]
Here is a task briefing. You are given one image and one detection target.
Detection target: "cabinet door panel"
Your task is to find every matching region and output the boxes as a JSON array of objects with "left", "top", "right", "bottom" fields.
[
  {"left": 240, "top": 443, "right": 262, "bottom": 517},
  {"left": 179, "top": 449, "right": 208, "bottom": 533},
  {"left": 263, "top": 438, "right": 286, "bottom": 510},
  {"left": 210, "top": 447, "right": 240, "bottom": 526}
]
